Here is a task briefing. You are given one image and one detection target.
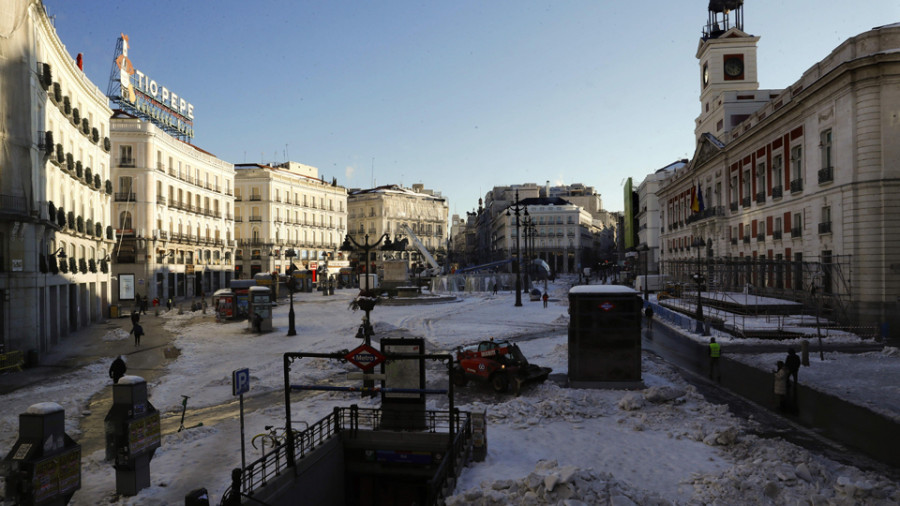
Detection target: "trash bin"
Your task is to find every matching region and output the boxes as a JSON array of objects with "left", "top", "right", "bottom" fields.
[{"left": 110, "top": 304, "right": 119, "bottom": 318}]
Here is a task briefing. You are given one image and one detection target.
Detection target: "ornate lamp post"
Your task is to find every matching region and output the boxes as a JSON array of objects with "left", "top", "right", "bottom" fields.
[
  {"left": 506, "top": 191, "right": 527, "bottom": 307},
  {"left": 522, "top": 215, "right": 535, "bottom": 291},
  {"left": 340, "top": 233, "right": 395, "bottom": 346},
  {"left": 285, "top": 249, "right": 298, "bottom": 336},
  {"left": 692, "top": 238, "right": 707, "bottom": 335}
]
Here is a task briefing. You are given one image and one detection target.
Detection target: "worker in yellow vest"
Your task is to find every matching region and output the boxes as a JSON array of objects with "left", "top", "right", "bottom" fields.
[{"left": 708, "top": 337, "right": 721, "bottom": 383}]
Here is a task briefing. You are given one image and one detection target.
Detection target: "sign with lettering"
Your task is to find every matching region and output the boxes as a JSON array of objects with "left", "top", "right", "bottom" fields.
[
  {"left": 110, "top": 33, "right": 195, "bottom": 140},
  {"left": 345, "top": 344, "right": 386, "bottom": 371}
]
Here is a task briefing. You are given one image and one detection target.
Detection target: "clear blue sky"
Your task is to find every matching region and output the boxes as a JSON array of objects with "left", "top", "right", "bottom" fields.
[{"left": 44, "top": 0, "right": 899, "bottom": 216}]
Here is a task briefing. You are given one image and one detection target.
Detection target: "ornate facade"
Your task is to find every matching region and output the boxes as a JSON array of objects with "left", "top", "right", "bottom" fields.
[
  {"left": 110, "top": 114, "right": 235, "bottom": 302},
  {"left": 0, "top": 0, "right": 114, "bottom": 357},
  {"left": 658, "top": 5, "right": 900, "bottom": 330},
  {"left": 233, "top": 162, "right": 347, "bottom": 277}
]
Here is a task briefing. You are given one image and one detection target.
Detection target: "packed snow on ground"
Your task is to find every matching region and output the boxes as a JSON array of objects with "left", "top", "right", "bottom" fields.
[{"left": 1, "top": 278, "right": 899, "bottom": 505}]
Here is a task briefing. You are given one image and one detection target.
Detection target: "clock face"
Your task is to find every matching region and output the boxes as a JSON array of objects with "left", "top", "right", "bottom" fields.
[
  {"left": 724, "top": 57, "right": 744, "bottom": 78},
  {"left": 703, "top": 63, "right": 709, "bottom": 86}
]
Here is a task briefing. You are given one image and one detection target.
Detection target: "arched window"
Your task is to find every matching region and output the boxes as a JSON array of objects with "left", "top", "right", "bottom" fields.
[{"left": 119, "top": 211, "right": 132, "bottom": 230}]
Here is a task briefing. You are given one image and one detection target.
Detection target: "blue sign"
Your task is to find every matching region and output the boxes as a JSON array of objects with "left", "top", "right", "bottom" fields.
[{"left": 233, "top": 368, "right": 250, "bottom": 396}]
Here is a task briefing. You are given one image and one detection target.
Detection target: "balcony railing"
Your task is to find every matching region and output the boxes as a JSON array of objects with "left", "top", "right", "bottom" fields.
[
  {"left": 771, "top": 186, "right": 783, "bottom": 199},
  {"left": 757, "top": 233, "right": 765, "bottom": 242},
  {"left": 730, "top": 238, "right": 737, "bottom": 245},
  {"left": 743, "top": 236, "right": 751, "bottom": 244},
  {"left": 157, "top": 196, "right": 167, "bottom": 205},
  {"left": 117, "top": 158, "right": 135, "bottom": 168},
  {"left": 773, "top": 230, "right": 782, "bottom": 240},
  {"left": 730, "top": 202, "right": 739, "bottom": 212},
  {"left": 741, "top": 197, "right": 751, "bottom": 208},
  {"left": 818, "top": 221, "right": 832, "bottom": 234},
  {"left": 114, "top": 192, "right": 136, "bottom": 202},
  {"left": 755, "top": 191, "right": 766, "bottom": 204},
  {"left": 791, "top": 227, "right": 802, "bottom": 238},
  {"left": 818, "top": 167, "right": 834, "bottom": 184},
  {"left": 790, "top": 179, "right": 803, "bottom": 193}
]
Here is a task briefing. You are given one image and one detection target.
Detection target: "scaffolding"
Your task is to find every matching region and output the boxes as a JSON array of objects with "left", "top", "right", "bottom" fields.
[{"left": 659, "top": 253, "right": 870, "bottom": 336}]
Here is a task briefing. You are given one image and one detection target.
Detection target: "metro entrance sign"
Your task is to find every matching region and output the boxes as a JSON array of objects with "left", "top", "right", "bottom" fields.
[
  {"left": 598, "top": 301, "right": 616, "bottom": 312},
  {"left": 345, "top": 344, "right": 386, "bottom": 371}
]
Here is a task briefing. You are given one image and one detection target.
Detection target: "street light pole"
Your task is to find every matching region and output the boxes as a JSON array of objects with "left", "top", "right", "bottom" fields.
[
  {"left": 506, "top": 191, "right": 527, "bottom": 307},
  {"left": 641, "top": 244, "right": 649, "bottom": 301},
  {"left": 285, "top": 249, "right": 297, "bottom": 336},
  {"left": 694, "top": 238, "right": 706, "bottom": 335}
]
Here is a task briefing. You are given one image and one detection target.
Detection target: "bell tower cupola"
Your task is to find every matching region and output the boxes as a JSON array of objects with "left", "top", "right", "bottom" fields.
[{"left": 695, "top": 1, "right": 762, "bottom": 140}]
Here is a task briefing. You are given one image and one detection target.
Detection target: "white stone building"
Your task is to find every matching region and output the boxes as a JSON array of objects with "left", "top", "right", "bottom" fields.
[
  {"left": 0, "top": 0, "right": 114, "bottom": 358},
  {"left": 110, "top": 113, "right": 235, "bottom": 304},
  {"left": 657, "top": 3, "right": 900, "bottom": 330},
  {"left": 233, "top": 162, "right": 347, "bottom": 277},
  {"left": 347, "top": 184, "right": 449, "bottom": 274}
]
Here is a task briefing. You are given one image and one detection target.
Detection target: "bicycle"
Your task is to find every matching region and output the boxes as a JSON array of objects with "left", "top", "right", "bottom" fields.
[{"left": 250, "top": 423, "right": 308, "bottom": 460}]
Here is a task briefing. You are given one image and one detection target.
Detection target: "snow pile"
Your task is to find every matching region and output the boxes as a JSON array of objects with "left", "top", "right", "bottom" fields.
[
  {"left": 446, "top": 459, "right": 670, "bottom": 506},
  {"left": 101, "top": 327, "right": 130, "bottom": 342},
  {"left": 687, "top": 438, "right": 900, "bottom": 504}
]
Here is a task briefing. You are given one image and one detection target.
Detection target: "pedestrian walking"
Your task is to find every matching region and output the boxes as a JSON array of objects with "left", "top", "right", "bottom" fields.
[
  {"left": 542, "top": 292, "right": 549, "bottom": 308},
  {"left": 130, "top": 322, "right": 144, "bottom": 346},
  {"left": 108, "top": 355, "right": 127, "bottom": 384},
  {"left": 493, "top": 283, "right": 498, "bottom": 295},
  {"left": 644, "top": 304, "right": 654, "bottom": 330},
  {"left": 167, "top": 297, "right": 173, "bottom": 310},
  {"left": 140, "top": 295, "right": 148, "bottom": 315},
  {"left": 708, "top": 337, "right": 721, "bottom": 382},
  {"left": 130, "top": 310, "right": 140, "bottom": 326},
  {"left": 773, "top": 360, "right": 788, "bottom": 411}
]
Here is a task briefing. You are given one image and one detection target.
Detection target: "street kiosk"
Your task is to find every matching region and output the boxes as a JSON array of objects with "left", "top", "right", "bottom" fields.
[
  {"left": 104, "top": 375, "right": 161, "bottom": 496},
  {"left": 212, "top": 288, "right": 236, "bottom": 320},
  {"left": 248, "top": 286, "right": 273, "bottom": 333},
  {"left": 1, "top": 402, "right": 81, "bottom": 505},
  {"left": 568, "top": 285, "right": 643, "bottom": 388}
]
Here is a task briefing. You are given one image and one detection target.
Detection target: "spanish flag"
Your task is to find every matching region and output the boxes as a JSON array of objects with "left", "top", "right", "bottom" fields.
[{"left": 690, "top": 185, "right": 699, "bottom": 213}]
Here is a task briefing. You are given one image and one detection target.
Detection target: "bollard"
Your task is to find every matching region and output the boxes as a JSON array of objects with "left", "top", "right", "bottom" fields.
[{"left": 801, "top": 339, "right": 810, "bottom": 366}]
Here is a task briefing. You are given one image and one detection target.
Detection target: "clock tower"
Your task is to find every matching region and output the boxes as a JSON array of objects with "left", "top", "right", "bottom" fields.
[{"left": 695, "top": 1, "right": 761, "bottom": 140}]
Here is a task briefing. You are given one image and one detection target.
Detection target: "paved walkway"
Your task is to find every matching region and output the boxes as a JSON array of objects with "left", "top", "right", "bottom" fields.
[{"left": 0, "top": 306, "right": 195, "bottom": 395}]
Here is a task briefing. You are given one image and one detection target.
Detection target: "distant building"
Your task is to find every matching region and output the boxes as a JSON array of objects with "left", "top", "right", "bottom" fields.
[
  {"left": 233, "top": 162, "right": 347, "bottom": 277},
  {"left": 635, "top": 160, "right": 687, "bottom": 275},
  {"left": 0, "top": 0, "right": 114, "bottom": 357},
  {"left": 347, "top": 184, "right": 449, "bottom": 274}
]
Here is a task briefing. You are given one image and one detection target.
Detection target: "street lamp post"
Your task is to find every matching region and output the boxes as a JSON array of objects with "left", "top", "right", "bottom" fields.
[
  {"left": 285, "top": 249, "right": 297, "bottom": 336},
  {"left": 522, "top": 216, "right": 535, "bottom": 291},
  {"left": 693, "top": 238, "right": 706, "bottom": 335},
  {"left": 639, "top": 244, "right": 650, "bottom": 301},
  {"left": 506, "top": 191, "right": 527, "bottom": 307},
  {"left": 340, "top": 233, "right": 394, "bottom": 346}
]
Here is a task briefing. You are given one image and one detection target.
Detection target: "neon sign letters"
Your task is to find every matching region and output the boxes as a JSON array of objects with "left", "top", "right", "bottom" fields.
[{"left": 113, "top": 33, "right": 195, "bottom": 139}]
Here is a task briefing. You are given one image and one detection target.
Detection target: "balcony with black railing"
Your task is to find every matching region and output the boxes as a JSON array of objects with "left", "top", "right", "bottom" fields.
[
  {"left": 773, "top": 230, "right": 782, "bottom": 240},
  {"left": 757, "top": 233, "right": 765, "bottom": 242},
  {"left": 790, "top": 179, "right": 803, "bottom": 193},
  {"left": 743, "top": 236, "right": 751, "bottom": 244},
  {"left": 741, "top": 197, "right": 751, "bottom": 208},
  {"left": 818, "top": 167, "right": 834, "bottom": 184},
  {"left": 114, "top": 192, "right": 136, "bottom": 202},
  {"left": 772, "top": 186, "right": 783, "bottom": 199},
  {"left": 755, "top": 191, "right": 766, "bottom": 204},
  {"left": 791, "top": 227, "right": 802, "bottom": 238},
  {"left": 818, "top": 221, "right": 832, "bottom": 234}
]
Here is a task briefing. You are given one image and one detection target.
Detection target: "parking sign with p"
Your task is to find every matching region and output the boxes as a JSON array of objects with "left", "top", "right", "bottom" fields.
[{"left": 233, "top": 368, "right": 250, "bottom": 396}]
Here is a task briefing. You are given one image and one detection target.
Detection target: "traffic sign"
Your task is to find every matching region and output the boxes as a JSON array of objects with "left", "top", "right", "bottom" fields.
[
  {"left": 345, "top": 344, "right": 386, "bottom": 371},
  {"left": 232, "top": 368, "right": 250, "bottom": 396}
]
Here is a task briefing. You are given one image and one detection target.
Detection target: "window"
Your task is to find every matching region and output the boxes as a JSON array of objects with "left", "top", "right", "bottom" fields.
[
  {"left": 730, "top": 175, "right": 738, "bottom": 207},
  {"left": 819, "top": 206, "right": 832, "bottom": 234},
  {"left": 774, "top": 217, "right": 782, "bottom": 239},
  {"left": 118, "top": 145, "right": 134, "bottom": 167},
  {"left": 820, "top": 129, "right": 832, "bottom": 169},
  {"left": 742, "top": 169, "right": 751, "bottom": 207},
  {"left": 772, "top": 155, "right": 784, "bottom": 198},
  {"left": 792, "top": 212, "right": 802, "bottom": 237},
  {"left": 756, "top": 162, "right": 766, "bottom": 202},
  {"left": 790, "top": 145, "right": 803, "bottom": 192},
  {"left": 818, "top": 129, "right": 834, "bottom": 183}
]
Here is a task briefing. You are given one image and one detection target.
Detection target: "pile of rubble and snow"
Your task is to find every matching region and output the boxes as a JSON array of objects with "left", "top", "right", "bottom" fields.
[{"left": 449, "top": 356, "right": 899, "bottom": 504}]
